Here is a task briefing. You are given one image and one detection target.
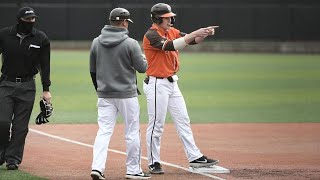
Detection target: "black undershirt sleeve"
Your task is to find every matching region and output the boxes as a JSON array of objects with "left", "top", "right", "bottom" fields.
[
  {"left": 90, "top": 72, "right": 97, "bottom": 91},
  {"left": 145, "top": 29, "right": 176, "bottom": 51}
]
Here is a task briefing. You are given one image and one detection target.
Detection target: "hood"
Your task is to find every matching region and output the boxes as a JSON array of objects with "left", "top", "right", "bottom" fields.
[{"left": 98, "top": 25, "right": 129, "bottom": 47}]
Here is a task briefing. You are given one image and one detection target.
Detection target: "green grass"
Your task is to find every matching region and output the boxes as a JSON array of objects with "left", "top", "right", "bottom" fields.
[
  {"left": 178, "top": 53, "right": 320, "bottom": 122},
  {"left": 3, "top": 51, "right": 317, "bottom": 123},
  {"left": 0, "top": 166, "right": 47, "bottom": 180}
]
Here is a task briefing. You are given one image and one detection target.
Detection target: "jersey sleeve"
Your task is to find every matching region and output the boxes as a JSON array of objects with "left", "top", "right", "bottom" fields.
[
  {"left": 39, "top": 32, "right": 51, "bottom": 91},
  {"left": 145, "top": 29, "right": 175, "bottom": 51}
]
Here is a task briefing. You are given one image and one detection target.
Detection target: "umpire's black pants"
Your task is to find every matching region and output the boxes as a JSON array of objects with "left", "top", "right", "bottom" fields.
[{"left": 0, "top": 79, "right": 35, "bottom": 165}]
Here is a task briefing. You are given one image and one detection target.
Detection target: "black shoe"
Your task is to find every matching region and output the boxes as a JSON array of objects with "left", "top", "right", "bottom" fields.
[
  {"left": 0, "top": 152, "right": 5, "bottom": 166},
  {"left": 0, "top": 159, "right": 5, "bottom": 166},
  {"left": 90, "top": 170, "right": 105, "bottom": 180},
  {"left": 125, "top": 171, "right": 151, "bottom": 179},
  {"left": 189, "top": 155, "right": 219, "bottom": 168},
  {"left": 6, "top": 164, "right": 19, "bottom": 170},
  {"left": 148, "top": 162, "right": 164, "bottom": 174}
]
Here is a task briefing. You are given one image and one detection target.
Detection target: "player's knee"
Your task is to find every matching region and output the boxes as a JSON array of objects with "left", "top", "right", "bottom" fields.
[{"left": 152, "top": 129, "right": 164, "bottom": 137}]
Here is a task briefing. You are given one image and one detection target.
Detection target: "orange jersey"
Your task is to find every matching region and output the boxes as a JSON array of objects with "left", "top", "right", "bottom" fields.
[{"left": 143, "top": 24, "right": 186, "bottom": 78}]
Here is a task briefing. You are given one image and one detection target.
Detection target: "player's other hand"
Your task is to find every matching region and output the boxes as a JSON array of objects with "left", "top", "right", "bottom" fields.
[
  {"left": 191, "top": 28, "right": 210, "bottom": 38},
  {"left": 191, "top": 26, "right": 219, "bottom": 38},
  {"left": 206, "top": 26, "right": 219, "bottom": 36}
]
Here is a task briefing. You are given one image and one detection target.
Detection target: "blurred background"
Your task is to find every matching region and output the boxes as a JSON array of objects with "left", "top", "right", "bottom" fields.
[{"left": 1, "top": 0, "right": 320, "bottom": 53}]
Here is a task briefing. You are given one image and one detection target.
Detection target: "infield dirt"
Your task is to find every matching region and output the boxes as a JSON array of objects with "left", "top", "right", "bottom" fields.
[{"left": 21, "top": 123, "right": 320, "bottom": 180}]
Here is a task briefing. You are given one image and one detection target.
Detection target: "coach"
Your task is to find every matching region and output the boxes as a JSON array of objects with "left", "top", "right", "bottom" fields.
[
  {"left": 89, "top": 7, "right": 150, "bottom": 180},
  {"left": 0, "top": 6, "right": 52, "bottom": 170}
]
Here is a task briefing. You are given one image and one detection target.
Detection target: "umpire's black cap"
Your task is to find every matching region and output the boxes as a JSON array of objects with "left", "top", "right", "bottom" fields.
[
  {"left": 109, "top": 8, "right": 133, "bottom": 23},
  {"left": 17, "top": 7, "right": 38, "bottom": 19}
]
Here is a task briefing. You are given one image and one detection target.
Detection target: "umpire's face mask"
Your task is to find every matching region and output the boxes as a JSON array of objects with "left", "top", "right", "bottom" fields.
[{"left": 17, "top": 18, "right": 35, "bottom": 34}]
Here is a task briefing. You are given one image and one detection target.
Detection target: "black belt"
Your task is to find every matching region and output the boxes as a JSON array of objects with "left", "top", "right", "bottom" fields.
[
  {"left": 0, "top": 75, "right": 34, "bottom": 83},
  {"left": 144, "top": 76, "right": 174, "bottom": 84},
  {"left": 155, "top": 76, "right": 174, "bottom": 82}
]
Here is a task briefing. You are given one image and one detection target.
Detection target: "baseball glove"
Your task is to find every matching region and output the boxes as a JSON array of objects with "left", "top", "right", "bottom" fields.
[{"left": 35, "top": 99, "right": 53, "bottom": 125}]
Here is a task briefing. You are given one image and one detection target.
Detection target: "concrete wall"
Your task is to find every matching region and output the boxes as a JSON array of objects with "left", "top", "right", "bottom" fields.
[{"left": 1, "top": 0, "right": 320, "bottom": 41}]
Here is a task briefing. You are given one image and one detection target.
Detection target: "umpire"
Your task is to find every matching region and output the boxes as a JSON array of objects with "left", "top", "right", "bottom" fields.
[{"left": 0, "top": 7, "right": 52, "bottom": 170}]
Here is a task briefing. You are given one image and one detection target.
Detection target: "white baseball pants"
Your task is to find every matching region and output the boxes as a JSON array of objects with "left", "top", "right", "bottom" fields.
[
  {"left": 91, "top": 97, "right": 143, "bottom": 174},
  {"left": 143, "top": 76, "right": 203, "bottom": 165}
]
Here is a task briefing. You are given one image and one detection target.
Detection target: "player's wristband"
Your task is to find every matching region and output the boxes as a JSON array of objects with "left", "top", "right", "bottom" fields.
[{"left": 173, "top": 37, "right": 188, "bottom": 50}]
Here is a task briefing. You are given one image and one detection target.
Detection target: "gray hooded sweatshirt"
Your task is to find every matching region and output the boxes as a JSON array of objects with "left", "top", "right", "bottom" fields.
[{"left": 90, "top": 25, "right": 147, "bottom": 98}]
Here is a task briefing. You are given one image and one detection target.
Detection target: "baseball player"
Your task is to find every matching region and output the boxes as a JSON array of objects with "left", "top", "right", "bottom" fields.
[
  {"left": 142, "top": 3, "right": 219, "bottom": 174},
  {"left": 89, "top": 8, "right": 150, "bottom": 180}
]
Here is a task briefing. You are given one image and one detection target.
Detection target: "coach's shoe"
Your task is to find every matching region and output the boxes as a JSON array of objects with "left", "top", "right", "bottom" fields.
[
  {"left": 189, "top": 155, "right": 219, "bottom": 168},
  {"left": 125, "top": 171, "right": 151, "bottom": 179},
  {"left": 6, "top": 163, "right": 19, "bottom": 170},
  {"left": 148, "top": 162, "right": 164, "bottom": 174},
  {"left": 90, "top": 170, "right": 105, "bottom": 180}
]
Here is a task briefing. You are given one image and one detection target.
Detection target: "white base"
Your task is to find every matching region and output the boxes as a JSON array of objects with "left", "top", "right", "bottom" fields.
[{"left": 189, "top": 165, "right": 230, "bottom": 174}]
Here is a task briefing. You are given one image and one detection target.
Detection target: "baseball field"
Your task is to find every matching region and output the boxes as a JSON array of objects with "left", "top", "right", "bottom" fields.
[{"left": 0, "top": 50, "right": 320, "bottom": 179}]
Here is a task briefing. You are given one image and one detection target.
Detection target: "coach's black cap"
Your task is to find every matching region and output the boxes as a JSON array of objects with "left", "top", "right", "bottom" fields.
[
  {"left": 109, "top": 8, "right": 133, "bottom": 23},
  {"left": 17, "top": 7, "right": 38, "bottom": 19}
]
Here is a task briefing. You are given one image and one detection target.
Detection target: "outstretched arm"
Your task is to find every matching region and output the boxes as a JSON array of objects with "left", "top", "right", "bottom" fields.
[
  {"left": 174, "top": 26, "right": 219, "bottom": 49},
  {"left": 194, "top": 26, "right": 219, "bottom": 44}
]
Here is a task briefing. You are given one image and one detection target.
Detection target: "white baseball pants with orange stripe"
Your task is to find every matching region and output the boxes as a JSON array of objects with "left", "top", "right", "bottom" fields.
[
  {"left": 91, "top": 97, "right": 143, "bottom": 174},
  {"left": 143, "top": 76, "right": 203, "bottom": 166}
]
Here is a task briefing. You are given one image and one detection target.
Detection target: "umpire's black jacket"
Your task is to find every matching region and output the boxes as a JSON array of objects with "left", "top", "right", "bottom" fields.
[{"left": 0, "top": 25, "right": 51, "bottom": 91}]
